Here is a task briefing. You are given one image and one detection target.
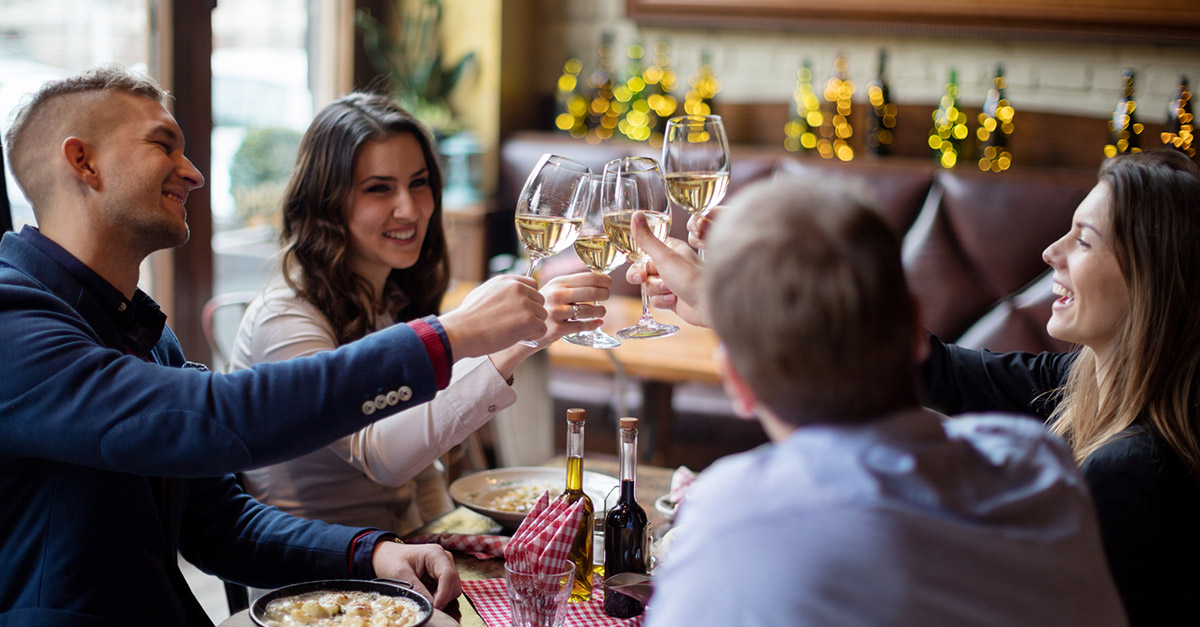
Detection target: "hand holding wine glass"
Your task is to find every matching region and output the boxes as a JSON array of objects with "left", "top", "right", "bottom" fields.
[
  {"left": 513, "top": 154, "right": 591, "bottom": 346},
  {"left": 601, "top": 157, "right": 678, "bottom": 339},
  {"left": 662, "top": 115, "right": 731, "bottom": 220},
  {"left": 564, "top": 174, "right": 625, "bottom": 348}
]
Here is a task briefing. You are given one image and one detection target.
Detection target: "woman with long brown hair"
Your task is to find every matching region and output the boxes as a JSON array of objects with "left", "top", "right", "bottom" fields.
[
  {"left": 230, "top": 92, "right": 608, "bottom": 535},
  {"left": 917, "top": 148, "right": 1200, "bottom": 625}
]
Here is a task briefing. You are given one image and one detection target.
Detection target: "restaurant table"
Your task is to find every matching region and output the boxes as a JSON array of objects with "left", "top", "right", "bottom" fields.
[
  {"left": 444, "top": 280, "right": 720, "bottom": 464},
  {"left": 217, "top": 457, "right": 675, "bottom": 627},
  {"left": 427, "top": 456, "right": 676, "bottom": 627}
]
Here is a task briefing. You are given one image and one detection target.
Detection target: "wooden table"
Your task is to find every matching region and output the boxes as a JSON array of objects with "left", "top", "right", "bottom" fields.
[
  {"left": 445, "top": 281, "right": 722, "bottom": 463},
  {"left": 424, "top": 457, "right": 676, "bottom": 627},
  {"left": 548, "top": 293, "right": 719, "bottom": 463}
]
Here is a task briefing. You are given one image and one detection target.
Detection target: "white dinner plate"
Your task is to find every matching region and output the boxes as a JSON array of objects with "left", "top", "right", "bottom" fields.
[{"left": 448, "top": 466, "right": 620, "bottom": 529}]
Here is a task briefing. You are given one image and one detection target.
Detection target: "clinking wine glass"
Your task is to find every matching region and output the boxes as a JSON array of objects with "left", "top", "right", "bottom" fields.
[
  {"left": 514, "top": 154, "right": 591, "bottom": 347},
  {"left": 563, "top": 174, "right": 625, "bottom": 349},
  {"left": 663, "top": 115, "right": 730, "bottom": 260},
  {"left": 601, "top": 157, "right": 678, "bottom": 340}
]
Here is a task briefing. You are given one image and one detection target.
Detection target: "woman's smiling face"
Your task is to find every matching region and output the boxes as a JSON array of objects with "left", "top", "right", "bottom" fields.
[
  {"left": 342, "top": 133, "right": 435, "bottom": 288},
  {"left": 1042, "top": 183, "right": 1131, "bottom": 361}
]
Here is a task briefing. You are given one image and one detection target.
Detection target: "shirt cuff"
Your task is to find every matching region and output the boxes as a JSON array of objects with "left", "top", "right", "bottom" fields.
[
  {"left": 349, "top": 530, "right": 395, "bottom": 578},
  {"left": 409, "top": 317, "right": 451, "bottom": 390}
]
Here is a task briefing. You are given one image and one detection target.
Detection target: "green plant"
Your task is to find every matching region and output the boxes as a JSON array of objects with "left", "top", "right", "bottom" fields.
[
  {"left": 230, "top": 127, "right": 302, "bottom": 225},
  {"left": 357, "top": 0, "right": 476, "bottom": 132}
]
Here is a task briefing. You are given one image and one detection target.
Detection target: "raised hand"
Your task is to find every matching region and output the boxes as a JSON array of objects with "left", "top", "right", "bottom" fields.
[
  {"left": 686, "top": 208, "right": 723, "bottom": 250},
  {"left": 537, "top": 270, "right": 612, "bottom": 344},
  {"left": 439, "top": 275, "right": 547, "bottom": 359},
  {"left": 625, "top": 212, "right": 708, "bottom": 328}
]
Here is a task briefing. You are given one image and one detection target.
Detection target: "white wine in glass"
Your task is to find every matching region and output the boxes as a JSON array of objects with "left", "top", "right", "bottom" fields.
[
  {"left": 564, "top": 174, "right": 625, "bottom": 348},
  {"left": 601, "top": 157, "right": 678, "bottom": 340},
  {"left": 662, "top": 115, "right": 731, "bottom": 217},
  {"left": 513, "top": 154, "right": 591, "bottom": 347}
]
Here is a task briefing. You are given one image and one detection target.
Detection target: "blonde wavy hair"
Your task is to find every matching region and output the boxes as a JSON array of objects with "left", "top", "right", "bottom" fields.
[{"left": 1049, "top": 149, "right": 1200, "bottom": 476}]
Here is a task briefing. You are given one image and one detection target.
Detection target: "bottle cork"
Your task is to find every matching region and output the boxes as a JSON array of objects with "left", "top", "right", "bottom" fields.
[
  {"left": 619, "top": 417, "right": 638, "bottom": 429},
  {"left": 567, "top": 408, "right": 586, "bottom": 422}
]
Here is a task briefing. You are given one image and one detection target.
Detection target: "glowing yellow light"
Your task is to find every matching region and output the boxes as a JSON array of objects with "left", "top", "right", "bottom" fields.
[
  {"left": 558, "top": 75, "right": 577, "bottom": 92},
  {"left": 801, "top": 133, "right": 817, "bottom": 149},
  {"left": 565, "top": 59, "right": 583, "bottom": 74},
  {"left": 941, "top": 152, "right": 957, "bottom": 168}
]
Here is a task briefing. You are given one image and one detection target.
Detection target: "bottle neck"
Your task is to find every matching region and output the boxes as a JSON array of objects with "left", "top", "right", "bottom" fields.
[
  {"left": 565, "top": 420, "right": 585, "bottom": 491},
  {"left": 618, "top": 427, "right": 638, "bottom": 485}
]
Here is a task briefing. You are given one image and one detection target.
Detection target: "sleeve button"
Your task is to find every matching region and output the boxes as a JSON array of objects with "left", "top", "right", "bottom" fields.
[
  {"left": 397, "top": 386, "right": 413, "bottom": 402},
  {"left": 361, "top": 401, "right": 377, "bottom": 415},
  {"left": 386, "top": 390, "right": 400, "bottom": 406},
  {"left": 487, "top": 404, "right": 498, "bottom": 413},
  {"left": 374, "top": 394, "right": 388, "bottom": 409}
]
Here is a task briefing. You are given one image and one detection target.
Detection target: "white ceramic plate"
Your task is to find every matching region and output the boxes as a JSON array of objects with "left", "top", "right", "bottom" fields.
[{"left": 448, "top": 466, "right": 620, "bottom": 529}]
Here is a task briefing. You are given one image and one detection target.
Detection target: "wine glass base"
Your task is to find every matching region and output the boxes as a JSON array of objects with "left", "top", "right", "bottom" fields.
[
  {"left": 562, "top": 329, "right": 622, "bottom": 348},
  {"left": 519, "top": 340, "right": 539, "bottom": 348},
  {"left": 616, "top": 322, "right": 679, "bottom": 340}
]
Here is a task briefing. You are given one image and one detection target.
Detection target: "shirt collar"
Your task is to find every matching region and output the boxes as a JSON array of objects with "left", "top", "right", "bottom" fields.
[{"left": 18, "top": 225, "right": 167, "bottom": 357}]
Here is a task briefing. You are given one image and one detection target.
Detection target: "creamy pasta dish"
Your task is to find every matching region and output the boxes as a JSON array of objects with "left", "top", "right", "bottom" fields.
[
  {"left": 261, "top": 590, "right": 423, "bottom": 627},
  {"left": 485, "top": 483, "right": 556, "bottom": 513}
]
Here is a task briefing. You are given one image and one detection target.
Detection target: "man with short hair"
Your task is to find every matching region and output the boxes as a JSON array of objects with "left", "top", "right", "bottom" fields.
[
  {"left": 0, "top": 66, "right": 550, "bottom": 625},
  {"left": 631, "top": 179, "right": 1127, "bottom": 625}
]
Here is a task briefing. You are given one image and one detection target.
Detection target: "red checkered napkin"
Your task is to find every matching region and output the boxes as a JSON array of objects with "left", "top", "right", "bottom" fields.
[
  {"left": 463, "top": 573, "right": 645, "bottom": 627},
  {"left": 404, "top": 533, "right": 507, "bottom": 560},
  {"left": 504, "top": 492, "right": 585, "bottom": 574}
]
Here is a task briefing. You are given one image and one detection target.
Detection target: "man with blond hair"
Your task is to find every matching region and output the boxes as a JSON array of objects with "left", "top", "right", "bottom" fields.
[
  {"left": 0, "top": 66, "right": 551, "bottom": 625},
  {"left": 631, "top": 178, "right": 1126, "bottom": 626}
]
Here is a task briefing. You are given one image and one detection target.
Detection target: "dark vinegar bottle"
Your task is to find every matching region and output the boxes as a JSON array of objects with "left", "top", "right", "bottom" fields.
[
  {"left": 558, "top": 408, "right": 594, "bottom": 602},
  {"left": 603, "top": 417, "right": 649, "bottom": 618}
]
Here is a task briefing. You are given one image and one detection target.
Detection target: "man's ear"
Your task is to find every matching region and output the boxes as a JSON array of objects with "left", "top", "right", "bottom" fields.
[
  {"left": 715, "top": 344, "right": 758, "bottom": 419},
  {"left": 62, "top": 137, "right": 101, "bottom": 191}
]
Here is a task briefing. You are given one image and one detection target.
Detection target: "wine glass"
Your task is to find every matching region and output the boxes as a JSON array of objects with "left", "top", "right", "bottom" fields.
[
  {"left": 601, "top": 157, "right": 678, "bottom": 340},
  {"left": 514, "top": 154, "right": 591, "bottom": 277},
  {"left": 563, "top": 174, "right": 625, "bottom": 348},
  {"left": 662, "top": 115, "right": 731, "bottom": 218},
  {"left": 514, "top": 154, "right": 591, "bottom": 347}
]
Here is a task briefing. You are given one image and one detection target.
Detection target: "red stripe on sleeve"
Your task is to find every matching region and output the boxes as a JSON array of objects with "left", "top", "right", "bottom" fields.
[{"left": 409, "top": 319, "right": 450, "bottom": 390}]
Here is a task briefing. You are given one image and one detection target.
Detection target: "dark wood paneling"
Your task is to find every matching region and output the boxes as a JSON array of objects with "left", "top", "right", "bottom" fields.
[
  {"left": 627, "top": 0, "right": 1200, "bottom": 45},
  {"left": 168, "top": 0, "right": 214, "bottom": 363}
]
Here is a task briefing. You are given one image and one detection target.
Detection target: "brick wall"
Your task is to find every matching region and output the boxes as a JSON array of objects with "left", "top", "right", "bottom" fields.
[{"left": 544, "top": 0, "right": 1200, "bottom": 125}]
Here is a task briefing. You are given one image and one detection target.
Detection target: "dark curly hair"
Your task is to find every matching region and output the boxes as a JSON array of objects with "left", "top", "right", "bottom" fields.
[{"left": 279, "top": 92, "right": 450, "bottom": 345}]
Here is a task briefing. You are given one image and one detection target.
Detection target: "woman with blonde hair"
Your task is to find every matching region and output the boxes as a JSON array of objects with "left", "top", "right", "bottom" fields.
[{"left": 230, "top": 92, "right": 608, "bottom": 535}]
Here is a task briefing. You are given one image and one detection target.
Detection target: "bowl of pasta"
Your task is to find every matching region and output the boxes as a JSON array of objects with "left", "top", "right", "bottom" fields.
[{"left": 250, "top": 578, "right": 432, "bottom": 627}]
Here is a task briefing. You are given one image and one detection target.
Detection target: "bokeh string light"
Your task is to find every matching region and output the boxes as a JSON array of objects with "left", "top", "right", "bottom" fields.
[
  {"left": 977, "top": 66, "right": 1014, "bottom": 172},
  {"left": 929, "top": 69, "right": 968, "bottom": 169}
]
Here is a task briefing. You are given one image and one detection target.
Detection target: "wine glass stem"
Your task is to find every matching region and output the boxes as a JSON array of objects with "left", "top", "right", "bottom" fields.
[
  {"left": 524, "top": 258, "right": 539, "bottom": 278},
  {"left": 638, "top": 261, "right": 654, "bottom": 324}
]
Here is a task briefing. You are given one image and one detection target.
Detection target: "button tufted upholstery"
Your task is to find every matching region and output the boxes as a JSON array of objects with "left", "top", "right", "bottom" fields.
[{"left": 501, "top": 131, "right": 1097, "bottom": 355}]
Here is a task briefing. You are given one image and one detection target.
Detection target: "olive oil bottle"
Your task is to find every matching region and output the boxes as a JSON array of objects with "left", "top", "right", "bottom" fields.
[{"left": 558, "top": 408, "right": 594, "bottom": 602}]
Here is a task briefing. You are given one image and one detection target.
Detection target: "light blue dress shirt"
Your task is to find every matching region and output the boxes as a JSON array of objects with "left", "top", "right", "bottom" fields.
[{"left": 646, "top": 408, "right": 1127, "bottom": 627}]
